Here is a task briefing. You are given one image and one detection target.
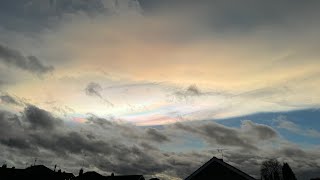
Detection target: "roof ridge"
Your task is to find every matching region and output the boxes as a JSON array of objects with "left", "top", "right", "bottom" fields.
[
  {"left": 184, "top": 156, "right": 219, "bottom": 180},
  {"left": 214, "top": 158, "right": 256, "bottom": 180},
  {"left": 184, "top": 156, "right": 256, "bottom": 180}
]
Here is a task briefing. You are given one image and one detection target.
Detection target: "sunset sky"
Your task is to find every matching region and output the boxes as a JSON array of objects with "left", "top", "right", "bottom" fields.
[{"left": 0, "top": 1, "right": 320, "bottom": 179}]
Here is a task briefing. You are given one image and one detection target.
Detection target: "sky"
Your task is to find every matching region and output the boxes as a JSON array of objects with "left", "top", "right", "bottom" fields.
[{"left": 0, "top": 0, "right": 320, "bottom": 179}]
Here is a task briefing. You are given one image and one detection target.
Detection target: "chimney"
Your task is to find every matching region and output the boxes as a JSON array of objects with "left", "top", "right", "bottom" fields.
[
  {"left": 79, "top": 168, "right": 84, "bottom": 176},
  {"left": 218, "top": 158, "right": 224, "bottom": 162}
]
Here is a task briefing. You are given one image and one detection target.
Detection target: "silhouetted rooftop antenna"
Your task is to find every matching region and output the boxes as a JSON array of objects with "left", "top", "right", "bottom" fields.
[
  {"left": 33, "top": 158, "right": 37, "bottom": 166},
  {"left": 81, "top": 153, "right": 87, "bottom": 168},
  {"left": 216, "top": 148, "right": 228, "bottom": 160}
]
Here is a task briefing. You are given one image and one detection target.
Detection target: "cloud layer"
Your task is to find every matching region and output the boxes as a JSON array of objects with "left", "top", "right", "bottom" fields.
[{"left": 0, "top": 104, "right": 319, "bottom": 179}]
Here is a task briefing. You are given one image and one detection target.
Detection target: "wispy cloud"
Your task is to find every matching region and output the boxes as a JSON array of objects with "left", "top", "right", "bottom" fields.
[
  {"left": 85, "top": 82, "right": 113, "bottom": 107},
  {"left": 274, "top": 116, "right": 320, "bottom": 138},
  {"left": 0, "top": 93, "right": 23, "bottom": 106}
]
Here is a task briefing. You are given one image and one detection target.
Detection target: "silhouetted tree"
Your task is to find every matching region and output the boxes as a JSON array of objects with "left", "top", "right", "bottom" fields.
[
  {"left": 261, "top": 159, "right": 282, "bottom": 180},
  {"left": 282, "top": 162, "right": 297, "bottom": 180}
]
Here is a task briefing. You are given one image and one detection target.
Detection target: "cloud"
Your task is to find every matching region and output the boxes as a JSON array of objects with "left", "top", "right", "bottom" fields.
[
  {"left": 0, "top": 107, "right": 174, "bottom": 177},
  {"left": 0, "top": 0, "right": 142, "bottom": 33},
  {"left": 241, "top": 120, "right": 278, "bottom": 140},
  {"left": 86, "top": 115, "right": 170, "bottom": 144},
  {"left": 0, "top": 2, "right": 320, "bottom": 178},
  {"left": 106, "top": 82, "right": 160, "bottom": 89},
  {"left": 86, "top": 114, "right": 113, "bottom": 127},
  {"left": 145, "top": 128, "right": 170, "bottom": 143},
  {"left": 23, "top": 105, "right": 63, "bottom": 130},
  {"left": 171, "top": 85, "right": 226, "bottom": 103},
  {"left": 0, "top": 106, "right": 319, "bottom": 180},
  {"left": 85, "top": 82, "right": 113, "bottom": 106},
  {"left": 0, "top": 93, "right": 23, "bottom": 106},
  {"left": 138, "top": 0, "right": 320, "bottom": 32},
  {"left": 174, "top": 85, "right": 206, "bottom": 98},
  {"left": 0, "top": 44, "right": 54, "bottom": 75},
  {"left": 174, "top": 120, "right": 278, "bottom": 150},
  {"left": 275, "top": 116, "right": 320, "bottom": 138},
  {"left": 1, "top": 0, "right": 320, "bottom": 123}
]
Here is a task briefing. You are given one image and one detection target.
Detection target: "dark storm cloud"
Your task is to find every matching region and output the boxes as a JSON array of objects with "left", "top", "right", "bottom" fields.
[
  {"left": 23, "top": 105, "right": 62, "bottom": 130},
  {"left": 86, "top": 114, "right": 113, "bottom": 127},
  {"left": 0, "top": 107, "right": 120, "bottom": 155},
  {"left": 0, "top": 110, "right": 22, "bottom": 138},
  {"left": 0, "top": 107, "right": 175, "bottom": 176},
  {"left": 174, "top": 120, "right": 278, "bottom": 150},
  {"left": 0, "top": 0, "right": 107, "bottom": 32},
  {"left": 86, "top": 115, "right": 170, "bottom": 144},
  {"left": 0, "top": 44, "right": 54, "bottom": 75},
  {"left": 0, "top": 105, "right": 319, "bottom": 180},
  {"left": 33, "top": 131, "right": 113, "bottom": 155},
  {"left": 0, "top": 137, "right": 31, "bottom": 150},
  {"left": 145, "top": 128, "right": 170, "bottom": 143},
  {"left": 278, "top": 146, "right": 308, "bottom": 158},
  {"left": 0, "top": 110, "right": 35, "bottom": 151},
  {"left": 85, "top": 82, "right": 113, "bottom": 106},
  {"left": 0, "top": 105, "right": 319, "bottom": 179},
  {"left": 138, "top": 0, "right": 320, "bottom": 32}
]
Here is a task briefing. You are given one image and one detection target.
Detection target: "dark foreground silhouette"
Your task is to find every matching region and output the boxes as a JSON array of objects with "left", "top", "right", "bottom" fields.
[
  {"left": 1, "top": 157, "right": 319, "bottom": 180},
  {"left": 185, "top": 157, "right": 255, "bottom": 180},
  {"left": 0, "top": 164, "right": 145, "bottom": 180}
]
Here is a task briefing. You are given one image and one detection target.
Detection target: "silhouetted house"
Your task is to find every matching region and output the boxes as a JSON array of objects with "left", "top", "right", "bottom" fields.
[
  {"left": 0, "top": 165, "right": 25, "bottom": 179},
  {"left": 25, "top": 165, "right": 55, "bottom": 177},
  {"left": 0, "top": 164, "right": 74, "bottom": 180},
  {"left": 58, "top": 171, "right": 76, "bottom": 180},
  {"left": 76, "top": 171, "right": 145, "bottom": 180},
  {"left": 55, "top": 171, "right": 75, "bottom": 180},
  {"left": 185, "top": 157, "right": 256, "bottom": 180},
  {"left": 78, "top": 171, "right": 105, "bottom": 180}
]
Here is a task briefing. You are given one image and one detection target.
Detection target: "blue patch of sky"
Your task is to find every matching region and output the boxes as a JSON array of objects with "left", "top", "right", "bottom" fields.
[{"left": 215, "top": 109, "right": 320, "bottom": 146}]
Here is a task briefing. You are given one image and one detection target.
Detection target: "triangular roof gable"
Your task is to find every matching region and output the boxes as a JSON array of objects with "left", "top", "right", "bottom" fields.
[
  {"left": 185, "top": 157, "right": 256, "bottom": 180},
  {"left": 25, "top": 165, "right": 54, "bottom": 174}
]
